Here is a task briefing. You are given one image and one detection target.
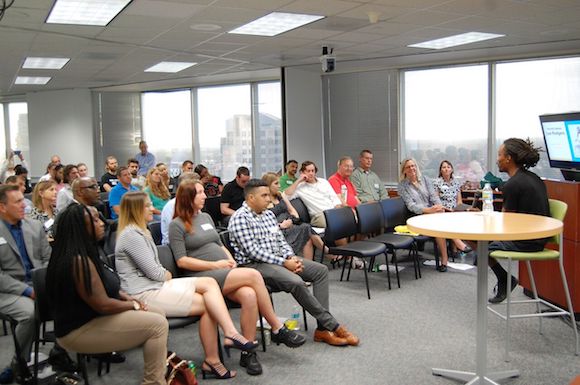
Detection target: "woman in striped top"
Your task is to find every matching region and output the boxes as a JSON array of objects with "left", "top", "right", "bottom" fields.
[{"left": 115, "top": 191, "right": 257, "bottom": 379}]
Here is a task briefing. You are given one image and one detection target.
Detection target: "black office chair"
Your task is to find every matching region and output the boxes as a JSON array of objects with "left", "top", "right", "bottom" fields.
[
  {"left": 202, "top": 196, "right": 225, "bottom": 230},
  {"left": 356, "top": 202, "right": 418, "bottom": 289},
  {"left": 32, "top": 268, "right": 106, "bottom": 385},
  {"left": 147, "top": 221, "right": 162, "bottom": 245},
  {"left": 289, "top": 197, "right": 311, "bottom": 224},
  {"left": 323, "top": 207, "right": 387, "bottom": 299}
]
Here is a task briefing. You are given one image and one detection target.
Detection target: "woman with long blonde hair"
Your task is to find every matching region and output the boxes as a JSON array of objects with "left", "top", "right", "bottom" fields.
[
  {"left": 144, "top": 167, "right": 170, "bottom": 220},
  {"left": 115, "top": 191, "right": 256, "bottom": 379},
  {"left": 28, "top": 180, "right": 58, "bottom": 241}
]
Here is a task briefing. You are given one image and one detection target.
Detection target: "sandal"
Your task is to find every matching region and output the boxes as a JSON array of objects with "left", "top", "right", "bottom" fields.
[
  {"left": 329, "top": 255, "right": 344, "bottom": 269},
  {"left": 351, "top": 257, "right": 365, "bottom": 270},
  {"left": 202, "top": 361, "right": 236, "bottom": 379},
  {"left": 223, "top": 334, "right": 258, "bottom": 357}
]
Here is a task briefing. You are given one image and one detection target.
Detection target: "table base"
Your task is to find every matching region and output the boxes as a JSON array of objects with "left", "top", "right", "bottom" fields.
[{"left": 432, "top": 368, "right": 520, "bottom": 384}]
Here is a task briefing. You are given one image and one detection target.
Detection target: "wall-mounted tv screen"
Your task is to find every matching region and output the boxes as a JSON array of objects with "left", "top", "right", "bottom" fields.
[{"left": 539, "top": 112, "right": 580, "bottom": 181}]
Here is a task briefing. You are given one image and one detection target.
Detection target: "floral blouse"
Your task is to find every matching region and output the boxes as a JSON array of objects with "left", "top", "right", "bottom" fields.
[
  {"left": 432, "top": 177, "right": 461, "bottom": 210},
  {"left": 28, "top": 206, "right": 58, "bottom": 240}
]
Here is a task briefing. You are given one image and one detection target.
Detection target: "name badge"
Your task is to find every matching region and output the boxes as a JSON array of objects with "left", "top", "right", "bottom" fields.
[
  {"left": 287, "top": 180, "right": 293, "bottom": 185},
  {"left": 0, "top": 237, "right": 6, "bottom": 245},
  {"left": 374, "top": 183, "right": 379, "bottom": 189},
  {"left": 201, "top": 223, "right": 214, "bottom": 231},
  {"left": 44, "top": 218, "right": 55, "bottom": 229}
]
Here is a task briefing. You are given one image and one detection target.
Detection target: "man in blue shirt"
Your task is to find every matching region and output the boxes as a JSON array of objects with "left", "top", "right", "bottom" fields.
[
  {"left": 135, "top": 141, "right": 156, "bottom": 176},
  {"left": 108, "top": 166, "right": 138, "bottom": 219},
  {"left": 0, "top": 185, "right": 51, "bottom": 382}
]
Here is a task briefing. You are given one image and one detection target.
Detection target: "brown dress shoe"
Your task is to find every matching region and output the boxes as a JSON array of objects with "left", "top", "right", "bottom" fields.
[
  {"left": 334, "top": 325, "right": 359, "bottom": 346},
  {"left": 313, "top": 329, "right": 348, "bottom": 346}
]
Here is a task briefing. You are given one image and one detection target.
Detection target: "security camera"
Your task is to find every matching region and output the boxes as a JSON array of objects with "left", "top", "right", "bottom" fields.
[{"left": 320, "top": 46, "right": 335, "bottom": 73}]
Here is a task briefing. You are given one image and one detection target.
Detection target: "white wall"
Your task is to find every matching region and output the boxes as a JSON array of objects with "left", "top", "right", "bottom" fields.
[
  {"left": 284, "top": 66, "right": 327, "bottom": 177},
  {"left": 27, "top": 89, "right": 94, "bottom": 178}
]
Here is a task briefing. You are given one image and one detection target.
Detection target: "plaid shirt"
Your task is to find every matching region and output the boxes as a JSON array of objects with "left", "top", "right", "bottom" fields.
[{"left": 228, "top": 202, "right": 294, "bottom": 266}]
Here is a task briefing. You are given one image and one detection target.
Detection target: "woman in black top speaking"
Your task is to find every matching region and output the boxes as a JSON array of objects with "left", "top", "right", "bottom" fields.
[{"left": 46, "top": 203, "right": 169, "bottom": 385}]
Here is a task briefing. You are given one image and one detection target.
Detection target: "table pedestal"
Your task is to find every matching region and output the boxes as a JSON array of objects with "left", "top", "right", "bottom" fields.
[{"left": 431, "top": 240, "right": 520, "bottom": 384}]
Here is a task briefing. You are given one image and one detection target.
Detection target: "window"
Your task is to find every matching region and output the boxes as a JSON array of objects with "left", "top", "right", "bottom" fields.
[
  {"left": 142, "top": 90, "right": 193, "bottom": 177},
  {"left": 496, "top": 57, "right": 580, "bottom": 179},
  {"left": 0, "top": 105, "right": 5, "bottom": 161},
  {"left": 254, "top": 82, "right": 283, "bottom": 177},
  {"left": 196, "top": 84, "right": 252, "bottom": 181},
  {"left": 8, "top": 102, "right": 29, "bottom": 171},
  {"left": 403, "top": 65, "right": 489, "bottom": 183}
]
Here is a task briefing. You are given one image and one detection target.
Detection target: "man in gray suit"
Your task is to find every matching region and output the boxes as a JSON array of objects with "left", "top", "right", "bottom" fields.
[{"left": 0, "top": 184, "right": 51, "bottom": 382}]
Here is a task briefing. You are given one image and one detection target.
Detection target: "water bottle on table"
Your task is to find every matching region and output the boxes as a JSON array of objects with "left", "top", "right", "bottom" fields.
[{"left": 482, "top": 183, "right": 494, "bottom": 213}]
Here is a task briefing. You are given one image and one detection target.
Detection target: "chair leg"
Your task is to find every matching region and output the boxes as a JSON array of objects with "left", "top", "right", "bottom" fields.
[
  {"left": 77, "top": 354, "right": 90, "bottom": 385},
  {"left": 340, "top": 257, "right": 347, "bottom": 282},
  {"left": 392, "top": 251, "right": 401, "bottom": 289},
  {"left": 2, "top": 320, "right": 7, "bottom": 336},
  {"left": 362, "top": 260, "right": 371, "bottom": 300},
  {"left": 302, "top": 307, "right": 308, "bottom": 331},
  {"left": 346, "top": 258, "right": 353, "bottom": 281},
  {"left": 416, "top": 245, "right": 422, "bottom": 279},
  {"left": 558, "top": 252, "right": 579, "bottom": 355},
  {"left": 384, "top": 253, "right": 391, "bottom": 290},
  {"left": 258, "top": 311, "right": 267, "bottom": 352},
  {"left": 525, "top": 260, "right": 543, "bottom": 334},
  {"left": 504, "top": 259, "right": 513, "bottom": 362}
]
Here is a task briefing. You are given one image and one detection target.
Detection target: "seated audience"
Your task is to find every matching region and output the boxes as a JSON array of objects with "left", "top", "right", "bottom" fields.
[
  {"left": 0, "top": 185, "right": 54, "bottom": 383},
  {"left": 128, "top": 158, "right": 146, "bottom": 190},
  {"left": 279, "top": 160, "right": 298, "bottom": 192},
  {"left": 220, "top": 167, "right": 250, "bottom": 222},
  {"left": 14, "top": 165, "right": 32, "bottom": 194},
  {"left": 328, "top": 156, "right": 361, "bottom": 209},
  {"left": 39, "top": 161, "right": 58, "bottom": 183},
  {"left": 28, "top": 180, "right": 58, "bottom": 242},
  {"left": 5, "top": 176, "right": 32, "bottom": 215},
  {"left": 161, "top": 172, "right": 197, "bottom": 245},
  {"left": 171, "top": 160, "right": 194, "bottom": 193},
  {"left": 46, "top": 203, "right": 169, "bottom": 385},
  {"left": 77, "top": 163, "right": 89, "bottom": 178},
  {"left": 51, "top": 155, "right": 62, "bottom": 165},
  {"left": 115, "top": 191, "right": 257, "bottom": 379},
  {"left": 284, "top": 161, "right": 343, "bottom": 228},
  {"left": 108, "top": 166, "right": 138, "bottom": 220},
  {"left": 100, "top": 156, "right": 119, "bottom": 192},
  {"left": 1, "top": 151, "right": 28, "bottom": 184},
  {"left": 433, "top": 160, "right": 472, "bottom": 258},
  {"left": 54, "top": 164, "right": 65, "bottom": 192},
  {"left": 56, "top": 164, "right": 80, "bottom": 212},
  {"left": 155, "top": 163, "right": 173, "bottom": 192},
  {"left": 351, "top": 149, "right": 388, "bottom": 203},
  {"left": 228, "top": 179, "right": 359, "bottom": 347},
  {"left": 262, "top": 172, "right": 326, "bottom": 260},
  {"left": 398, "top": 158, "right": 452, "bottom": 272},
  {"left": 135, "top": 141, "right": 156, "bottom": 176},
  {"left": 144, "top": 168, "right": 171, "bottom": 221},
  {"left": 195, "top": 164, "right": 223, "bottom": 197},
  {"left": 169, "top": 181, "right": 305, "bottom": 375}
]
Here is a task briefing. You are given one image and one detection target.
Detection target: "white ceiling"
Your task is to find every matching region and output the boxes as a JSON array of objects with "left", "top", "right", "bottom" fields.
[{"left": 1, "top": 0, "right": 580, "bottom": 98}]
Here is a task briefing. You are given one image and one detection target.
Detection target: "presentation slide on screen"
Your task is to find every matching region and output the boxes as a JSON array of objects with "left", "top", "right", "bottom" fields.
[{"left": 542, "top": 120, "right": 580, "bottom": 162}]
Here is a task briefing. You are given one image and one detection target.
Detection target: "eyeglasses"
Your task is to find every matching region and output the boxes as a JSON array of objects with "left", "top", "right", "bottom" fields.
[{"left": 81, "top": 184, "right": 99, "bottom": 190}]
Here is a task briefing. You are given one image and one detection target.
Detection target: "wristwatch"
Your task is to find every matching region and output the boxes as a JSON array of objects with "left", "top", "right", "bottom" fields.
[{"left": 132, "top": 300, "right": 141, "bottom": 311}]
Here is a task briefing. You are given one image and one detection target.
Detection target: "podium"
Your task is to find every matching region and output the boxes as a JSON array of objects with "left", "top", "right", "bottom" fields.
[{"left": 518, "top": 179, "right": 580, "bottom": 319}]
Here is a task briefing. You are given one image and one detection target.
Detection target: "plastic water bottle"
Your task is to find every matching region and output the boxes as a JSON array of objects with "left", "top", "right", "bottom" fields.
[
  {"left": 482, "top": 183, "right": 493, "bottom": 213},
  {"left": 187, "top": 360, "right": 197, "bottom": 375},
  {"left": 341, "top": 184, "right": 348, "bottom": 203},
  {"left": 285, "top": 305, "right": 301, "bottom": 330}
]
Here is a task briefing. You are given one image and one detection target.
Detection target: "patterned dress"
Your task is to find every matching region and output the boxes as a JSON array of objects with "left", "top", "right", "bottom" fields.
[{"left": 433, "top": 177, "right": 462, "bottom": 210}]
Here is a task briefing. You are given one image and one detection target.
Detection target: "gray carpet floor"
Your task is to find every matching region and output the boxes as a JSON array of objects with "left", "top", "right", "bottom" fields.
[{"left": 2, "top": 251, "right": 579, "bottom": 385}]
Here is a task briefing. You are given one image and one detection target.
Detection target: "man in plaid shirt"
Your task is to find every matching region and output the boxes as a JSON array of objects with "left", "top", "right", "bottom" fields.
[{"left": 228, "top": 179, "right": 359, "bottom": 347}]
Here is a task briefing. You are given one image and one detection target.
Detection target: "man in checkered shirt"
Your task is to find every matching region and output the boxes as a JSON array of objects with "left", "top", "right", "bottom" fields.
[{"left": 228, "top": 179, "right": 359, "bottom": 347}]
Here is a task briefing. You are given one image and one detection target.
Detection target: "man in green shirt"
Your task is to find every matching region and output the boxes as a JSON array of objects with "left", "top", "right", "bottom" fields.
[
  {"left": 279, "top": 159, "right": 298, "bottom": 192},
  {"left": 351, "top": 149, "right": 388, "bottom": 203}
]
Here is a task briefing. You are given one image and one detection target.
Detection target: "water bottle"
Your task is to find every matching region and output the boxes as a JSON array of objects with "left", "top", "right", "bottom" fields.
[
  {"left": 187, "top": 360, "right": 197, "bottom": 375},
  {"left": 482, "top": 183, "right": 493, "bottom": 213},
  {"left": 341, "top": 184, "right": 348, "bottom": 203},
  {"left": 285, "top": 305, "right": 301, "bottom": 330}
]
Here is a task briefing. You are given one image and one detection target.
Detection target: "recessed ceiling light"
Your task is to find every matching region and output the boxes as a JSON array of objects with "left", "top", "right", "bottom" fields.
[
  {"left": 190, "top": 24, "right": 222, "bottom": 32},
  {"left": 23, "top": 57, "right": 70, "bottom": 70},
  {"left": 408, "top": 32, "right": 505, "bottom": 50},
  {"left": 144, "top": 61, "right": 197, "bottom": 73},
  {"left": 15, "top": 76, "right": 51, "bottom": 85},
  {"left": 229, "top": 12, "right": 325, "bottom": 37},
  {"left": 46, "top": 0, "right": 132, "bottom": 26}
]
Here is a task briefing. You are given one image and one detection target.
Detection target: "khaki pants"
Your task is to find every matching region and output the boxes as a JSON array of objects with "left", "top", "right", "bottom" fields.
[
  {"left": 58, "top": 305, "right": 168, "bottom": 385},
  {"left": 310, "top": 213, "right": 327, "bottom": 228}
]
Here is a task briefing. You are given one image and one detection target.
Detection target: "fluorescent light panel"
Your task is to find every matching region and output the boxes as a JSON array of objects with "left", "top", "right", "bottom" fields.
[
  {"left": 15, "top": 77, "right": 51, "bottom": 85},
  {"left": 46, "top": 0, "right": 132, "bottom": 26},
  {"left": 145, "top": 62, "right": 197, "bottom": 73},
  {"left": 23, "top": 57, "right": 70, "bottom": 70},
  {"left": 408, "top": 32, "right": 505, "bottom": 50},
  {"left": 229, "top": 12, "right": 324, "bottom": 37}
]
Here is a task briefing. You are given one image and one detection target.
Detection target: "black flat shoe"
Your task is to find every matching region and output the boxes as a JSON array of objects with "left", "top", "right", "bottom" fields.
[
  {"left": 201, "top": 361, "right": 236, "bottom": 379},
  {"left": 271, "top": 325, "right": 306, "bottom": 348},
  {"left": 92, "top": 352, "right": 126, "bottom": 364},
  {"left": 462, "top": 246, "right": 473, "bottom": 254},
  {"left": 239, "top": 351, "right": 262, "bottom": 376},
  {"left": 223, "top": 334, "right": 258, "bottom": 357},
  {"left": 489, "top": 277, "right": 518, "bottom": 304},
  {"left": 437, "top": 264, "right": 448, "bottom": 272}
]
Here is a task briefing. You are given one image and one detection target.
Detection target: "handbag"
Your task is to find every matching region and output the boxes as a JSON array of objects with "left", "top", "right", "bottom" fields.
[{"left": 166, "top": 352, "right": 198, "bottom": 385}]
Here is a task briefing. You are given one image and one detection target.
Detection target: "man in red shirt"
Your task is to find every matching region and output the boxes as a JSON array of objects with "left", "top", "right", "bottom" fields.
[{"left": 328, "top": 156, "right": 361, "bottom": 209}]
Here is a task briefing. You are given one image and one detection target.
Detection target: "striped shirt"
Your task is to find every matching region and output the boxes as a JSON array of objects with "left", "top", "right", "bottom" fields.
[
  {"left": 115, "top": 225, "right": 167, "bottom": 295},
  {"left": 228, "top": 202, "right": 294, "bottom": 266}
]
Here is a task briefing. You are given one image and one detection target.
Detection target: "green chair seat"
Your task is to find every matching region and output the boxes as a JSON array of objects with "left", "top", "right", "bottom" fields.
[{"left": 490, "top": 249, "right": 559, "bottom": 261}]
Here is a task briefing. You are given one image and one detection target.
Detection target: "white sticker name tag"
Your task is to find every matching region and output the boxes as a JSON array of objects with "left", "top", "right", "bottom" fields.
[
  {"left": 201, "top": 223, "right": 214, "bottom": 231},
  {"left": 44, "top": 218, "right": 55, "bottom": 230},
  {"left": 0, "top": 237, "right": 6, "bottom": 245}
]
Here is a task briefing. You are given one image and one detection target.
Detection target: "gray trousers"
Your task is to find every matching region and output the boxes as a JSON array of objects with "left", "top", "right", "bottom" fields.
[
  {"left": 246, "top": 259, "right": 339, "bottom": 331},
  {"left": 0, "top": 295, "right": 35, "bottom": 361}
]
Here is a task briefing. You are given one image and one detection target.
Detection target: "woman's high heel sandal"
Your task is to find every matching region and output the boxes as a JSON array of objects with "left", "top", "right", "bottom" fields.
[
  {"left": 202, "top": 361, "right": 236, "bottom": 379},
  {"left": 223, "top": 334, "right": 258, "bottom": 357}
]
